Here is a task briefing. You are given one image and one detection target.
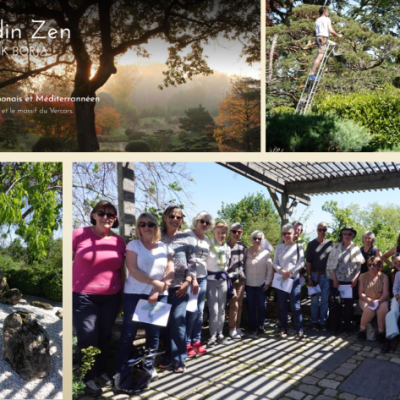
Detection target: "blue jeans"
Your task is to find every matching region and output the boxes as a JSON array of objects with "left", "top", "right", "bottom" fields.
[
  {"left": 186, "top": 277, "right": 207, "bottom": 344},
  {"left": 245, "top": 285, "right": 266, "bottom": 329},
  {"left": 161, "top": 286, "right": 189, "bottom": 368},
  {"left": 310, "top": 272, "right": 330, "bottom": 326},
  {"left": 73, "top": 291, "right": 121, "bottom": 381},
  {"left": 114, "top": 293, "right": 167, "bottom": 374},
  {"left": 276, "top": 277, "right": 303, "bottom": 333}
]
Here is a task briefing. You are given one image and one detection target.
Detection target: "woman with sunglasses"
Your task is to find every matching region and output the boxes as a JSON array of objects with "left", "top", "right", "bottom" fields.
[
  {"left": 114, "top": 213, "right": 174, "bottom": 387},
  {"left": 357, "top": 256, "right": 389, "bottom": 342},
  {"left": 245, "top": 230, "right": 273, "bottom": 338},
  {"left": 273, "top": 224, "right": 305, "bottom": 339},
  {"left": 184, "top": 212, "right": 214, "bottom": 357},
  {"left": 227, "top": 222, "right": 247, "bottom": 340},
  {"left": 326, "top": 226, "right": 365, "bottom": 334},
  {"left": 73, "top": 201, "right": 126, "bottom": 396},
  {"left": 206, "top": 221, "right": 232, "bottom": 347},
  {"left": 159, "top": 205, "right": 196, "bottom": 373}
]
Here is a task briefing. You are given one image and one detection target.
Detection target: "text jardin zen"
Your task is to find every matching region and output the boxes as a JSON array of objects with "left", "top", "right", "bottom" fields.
[{"left": 0, "top": 19, "right": 70, "bottom": 55}]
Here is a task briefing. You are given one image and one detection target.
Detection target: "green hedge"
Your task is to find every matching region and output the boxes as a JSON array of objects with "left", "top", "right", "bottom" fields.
[
  {"left": 266, "top": 113, "right": 371, "bottom": 152},
  {"left": 6, "top": 267, "right": 45, "bottom": 296},
  {"left": 41, "top": 269, "right": 62, "bottom": 302},
  {"left": 313, "top": 87, "right": 400, "bottom": 149}
]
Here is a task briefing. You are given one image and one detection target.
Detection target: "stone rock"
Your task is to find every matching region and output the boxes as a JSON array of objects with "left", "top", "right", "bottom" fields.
[
  {"left": 0, "top": 288, "right": 22, "bottom": 305},
  {"left": 0, "top": 276, "right": 10, "bottom": 295},
  {"left": 56, "top": 309, "right": 63, "bottom": 319},
  {"left": 31, "top": 301, "right": 53, "bottom": 310},
  {"left": 2, "top": 311, "right": 50, "bottom": 381}
]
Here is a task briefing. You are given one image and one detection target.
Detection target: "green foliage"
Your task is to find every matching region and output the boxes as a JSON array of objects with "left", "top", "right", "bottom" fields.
[
  {"left": 313, "top": 87, "right": 400, "bottom": 149},
  {"left": 267, "top": 113, "right": 371, "bottom": 152},
  {"left": 271, "top": 106, "right": 295, "bottom": 115},
  {"left": 322, "top": 201, "right": 400, "bottom": 254},
  {"left": 393, "top": 77, "right": 400, "bottom": 88},
  {"left": 0, "top": 163, "right": 62, "bottom": 262},
  {"left": 41, "top": 269, "right": 62, "bottom": 302},
  {"left": 217, "top": 192, "right": 281, "bottom": 247},
  {"left": 7, "top": 267, "right": 45, "bottom": 296},
  {"left": 179, "top": 104, "right": 214, "bottom": 133},
  {"left": 0, "top": 254, "right": 24, "bottom": 271},
  {"left": 125, "top": 128, "right": 134, "bottom": 137},
  {"left": 178, "top": 130, "right": 188, "bottom": 140},
  {"left": 32, "top": 137, "right": 70, "bottom": 152},
  {"left": 125, "top": 140, "right": 152, "bottom": 152},
  {"left": 170, "top": 132, "right": 218, "bottom": 152},
  {"left": 0, "top": 118, "right": 18, "bottom": 148},
  {"left": 73, "top": 347, "right": 101, "bottom": 400},
  {"left": 127, "top": 130, "right": 147, "bottom": 141}
]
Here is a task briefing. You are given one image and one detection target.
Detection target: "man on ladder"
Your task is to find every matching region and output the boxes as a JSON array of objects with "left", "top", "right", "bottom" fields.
[{"left": 309, "top": 7, "right": 343, "bottom": 80}]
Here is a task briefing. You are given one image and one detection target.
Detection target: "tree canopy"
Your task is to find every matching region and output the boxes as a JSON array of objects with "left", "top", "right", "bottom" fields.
[{"left": 0, "top": 162, "right": 62, "bottom": 261}]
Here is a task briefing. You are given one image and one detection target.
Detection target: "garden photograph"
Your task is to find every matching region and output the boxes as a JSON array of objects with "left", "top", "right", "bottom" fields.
[
  {"left": 0, "top": 0, "right": 260, "bottom": 153},
  {"left": 266, "top": 0, "right": 400, "bottom": 152},
  {"left": 0, "top": 162, "right": 63, "bottom": 399},
  {"left": 72, "top": 161, "right": 400, "bottom": 400}
]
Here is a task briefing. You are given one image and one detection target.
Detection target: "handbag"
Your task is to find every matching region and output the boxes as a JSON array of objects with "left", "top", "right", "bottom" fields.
[{"left": 119, "top": 349, "right": 164, "bottom": 394}]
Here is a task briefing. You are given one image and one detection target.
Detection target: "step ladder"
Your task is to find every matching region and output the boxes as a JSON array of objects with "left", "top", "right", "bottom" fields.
[{"left": 295, "top": 40, "right": 337, "bottom": 115}]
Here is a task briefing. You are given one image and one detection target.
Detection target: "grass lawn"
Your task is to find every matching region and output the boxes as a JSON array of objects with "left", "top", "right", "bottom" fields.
[{"left": 0, "top": 134, "right": 40, "bottom": 152}]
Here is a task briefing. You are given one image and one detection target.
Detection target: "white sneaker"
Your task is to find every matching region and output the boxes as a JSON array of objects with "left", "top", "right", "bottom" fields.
[
  {"left": 113, "top": 373, "right": 121, "bottom": 390},
  {"left": 151, "top": 369, "right": 159, "bottom": 382},
  {"left": 236, "top": 328, "right": 245, "bottom": 337},
  {"left": 229, "top": 330, "right": 241, "bottom": 340}
]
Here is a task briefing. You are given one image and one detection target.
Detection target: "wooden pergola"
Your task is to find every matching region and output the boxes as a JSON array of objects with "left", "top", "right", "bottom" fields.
[{"left": 218, "top": 162, "right": 400, "bottom": 226}]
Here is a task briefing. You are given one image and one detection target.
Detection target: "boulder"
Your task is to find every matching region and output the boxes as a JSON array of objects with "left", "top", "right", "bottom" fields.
[
  {"left": 0, "top": 276, "right": 9, "bottom": 296},
  {"left": 31, "top": 301, "right": 53, "bottom": 310},
  {"left": 2, "top": 311, "right": 50, "bottom": 381},
  {"left": 56, "top": 309, "right": 63, "bottom": 319},
  {"left": 0, "top": 288, "right": 22, "bottom": 305}
]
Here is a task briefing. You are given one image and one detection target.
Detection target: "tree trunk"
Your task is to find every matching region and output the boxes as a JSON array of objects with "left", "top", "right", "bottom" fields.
[
  {"left": 74, "top": 99, "right": 100, "bottom": 152},
  {"left": 117, "top": 162, "right": 136, "bottom": 243}
]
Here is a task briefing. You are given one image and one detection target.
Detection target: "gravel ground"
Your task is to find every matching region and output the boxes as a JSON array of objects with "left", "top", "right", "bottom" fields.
[{"left": 0, "top": 294, "right": 63, "bottom": 399}]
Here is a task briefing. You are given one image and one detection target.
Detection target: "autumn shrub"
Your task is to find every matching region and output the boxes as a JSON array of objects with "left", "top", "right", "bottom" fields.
[
  {"left": 125, "top": 140, "right": 152, "bottom": 152},
  {"left": 266, "top": 113, "right": 371, "bottom": 152},
  {"left": 32, "top": 137, "right": 70, "bottom": 152},
  {"left": 313, "top": 87, "right": 400, "bottom": 149}
]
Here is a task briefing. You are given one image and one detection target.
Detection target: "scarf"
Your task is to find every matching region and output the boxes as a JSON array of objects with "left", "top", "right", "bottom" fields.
[
  {"left": 326, "top": 242, "right": 365, "bottom": 276},
  {"left": 210, "top": 237, "right": 228, "bottom": 268}
]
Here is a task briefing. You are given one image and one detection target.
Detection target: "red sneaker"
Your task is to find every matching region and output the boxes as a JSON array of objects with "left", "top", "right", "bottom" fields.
[
  {"left": 186, "top": 343, "right": 197, "bottom": 357},
  {"left": 193, "top": 341, "right": 207, "bottom": 355}
]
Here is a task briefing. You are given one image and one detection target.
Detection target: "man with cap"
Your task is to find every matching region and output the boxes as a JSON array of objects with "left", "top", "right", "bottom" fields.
[
  {"left": 326, "top": 226, "right": 365, "bottom": 334},
  {"left": 306, "top": 222, "right": 334, "bottom": 331},
  {"left": 227, "top": 222, "right": 247, "bottom": 339}
]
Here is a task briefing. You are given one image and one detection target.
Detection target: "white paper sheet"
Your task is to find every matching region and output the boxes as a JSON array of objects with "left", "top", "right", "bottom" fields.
[
  {"left": 272, "top": 274, "right": 293, "bottom": 293},
  {"left": 338, "top": 285, "right": 353, "bottom": 299},
  {"left": 186, "top": 290, "right": 199, "bottom": 312},
  {"left": 308, "top": 284, "right": 321, "bottom": 296},
  {"left": 133, "top": 299, "right": 172, "bottom": 326},
  {"left": 299, "top": 276, "right": 306, "bottom": 286},
  {"left": 368, "top": 300, "right": 379, "bottom": 311}
]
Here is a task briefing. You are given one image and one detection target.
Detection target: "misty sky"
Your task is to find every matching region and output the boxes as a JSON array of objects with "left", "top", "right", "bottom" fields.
[{"left": 117, "top": 35, "right": 260, "bottom": 79}]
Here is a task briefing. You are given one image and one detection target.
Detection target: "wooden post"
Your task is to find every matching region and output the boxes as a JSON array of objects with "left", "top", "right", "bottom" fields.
[{"left": 117, "top": 162, "right": 135, "bottom": 243}]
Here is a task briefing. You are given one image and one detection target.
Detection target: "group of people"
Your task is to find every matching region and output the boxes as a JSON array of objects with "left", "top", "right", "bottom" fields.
[{"left": 73, "top": 201, "right": 400, "bottom": 396}]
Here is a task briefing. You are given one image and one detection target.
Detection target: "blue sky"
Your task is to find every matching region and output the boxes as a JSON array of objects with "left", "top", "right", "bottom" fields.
[{"left": 181, "top": 163, "right": 400, "bottom": 238}]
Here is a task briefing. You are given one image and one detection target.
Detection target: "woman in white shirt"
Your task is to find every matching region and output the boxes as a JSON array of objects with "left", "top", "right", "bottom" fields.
[
  {"left": 114, "top": 213, "right": 174, "bottom": 387},
  {"left": 185, "top": 212, "right": 214, "bottom": 356},
  {"left": 206, "top": 221, "right": 231, "bottom": 347},
  {"left": 245, "top": 230, "right": 273, "bottom": 338},
  {"left": 273, "top": 224, "right": 305, "bottom": 339}
]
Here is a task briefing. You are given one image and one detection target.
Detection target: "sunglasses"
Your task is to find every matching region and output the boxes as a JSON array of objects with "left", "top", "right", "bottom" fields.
[
  {"left": 282, "top": 232, "right": 292, "bottom": 236},
  {"left": 318, "top": 228, "right": 327, "bottom": 232},
  {"left": 168, "top": 214, "right": 182, "bottom": 220},
  {"left": 97, "top": 211, "right": 116, "bottom": 219},
  {"left": 138, "top": 221, "right": 156, "bottom": 228},
  {"left": 252, "top": 237, "right": 262, "bottom": 241},
  {"left": 200, "top": 219, "right": 211, "bottom": 226},
  {"left": 231, "top": 230, "right": 242, "bottom": 234},
  {"left": 368, "top": 263, "right": 379, "bottom": 267}
]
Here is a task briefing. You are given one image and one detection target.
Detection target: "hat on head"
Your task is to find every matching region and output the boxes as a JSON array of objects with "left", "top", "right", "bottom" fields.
[{"left": 340, "top": 226, "right": 357, "bottom": 238}]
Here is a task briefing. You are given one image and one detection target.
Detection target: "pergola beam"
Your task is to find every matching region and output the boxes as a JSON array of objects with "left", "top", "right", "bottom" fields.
[{"left": 286, "top": 171, "right": 400, "bottom": 195}]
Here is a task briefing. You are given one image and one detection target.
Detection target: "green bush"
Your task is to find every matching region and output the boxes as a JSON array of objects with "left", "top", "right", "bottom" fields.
[
  {"left": 313, "top": 87, "right": 400, "bottom": 149},
  {"left": 266, "top": 113, "right": 371, "bottom": 152},
  {"left": 393, "top": 77, "right": 400, "bottom": 89},
  {"left": 32, "top": 137, "right": 69, "bottom": 152},
  {"left": 0, "top": 254, "right": 24, "bottom": 272},
  {"left": 41, "top": 269, "right": 62, "bottom": 302},
  {"left": 271, "top": 106, "right": 295, "bottom": 115},
  {"left": 7, "top": 267, "right": 45, "bottom": 296},
  {"left": 127, "top": 130, "right": 147, "bottom": 141},
  {"left": 125, "top": 128, "right": 134, "bottom": 137},
  {"left": 125, "top": 140, "right": 151, "bottom": 152},
  {"left": 178, "top": 130, "right": 188, "bottom": 140}
]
